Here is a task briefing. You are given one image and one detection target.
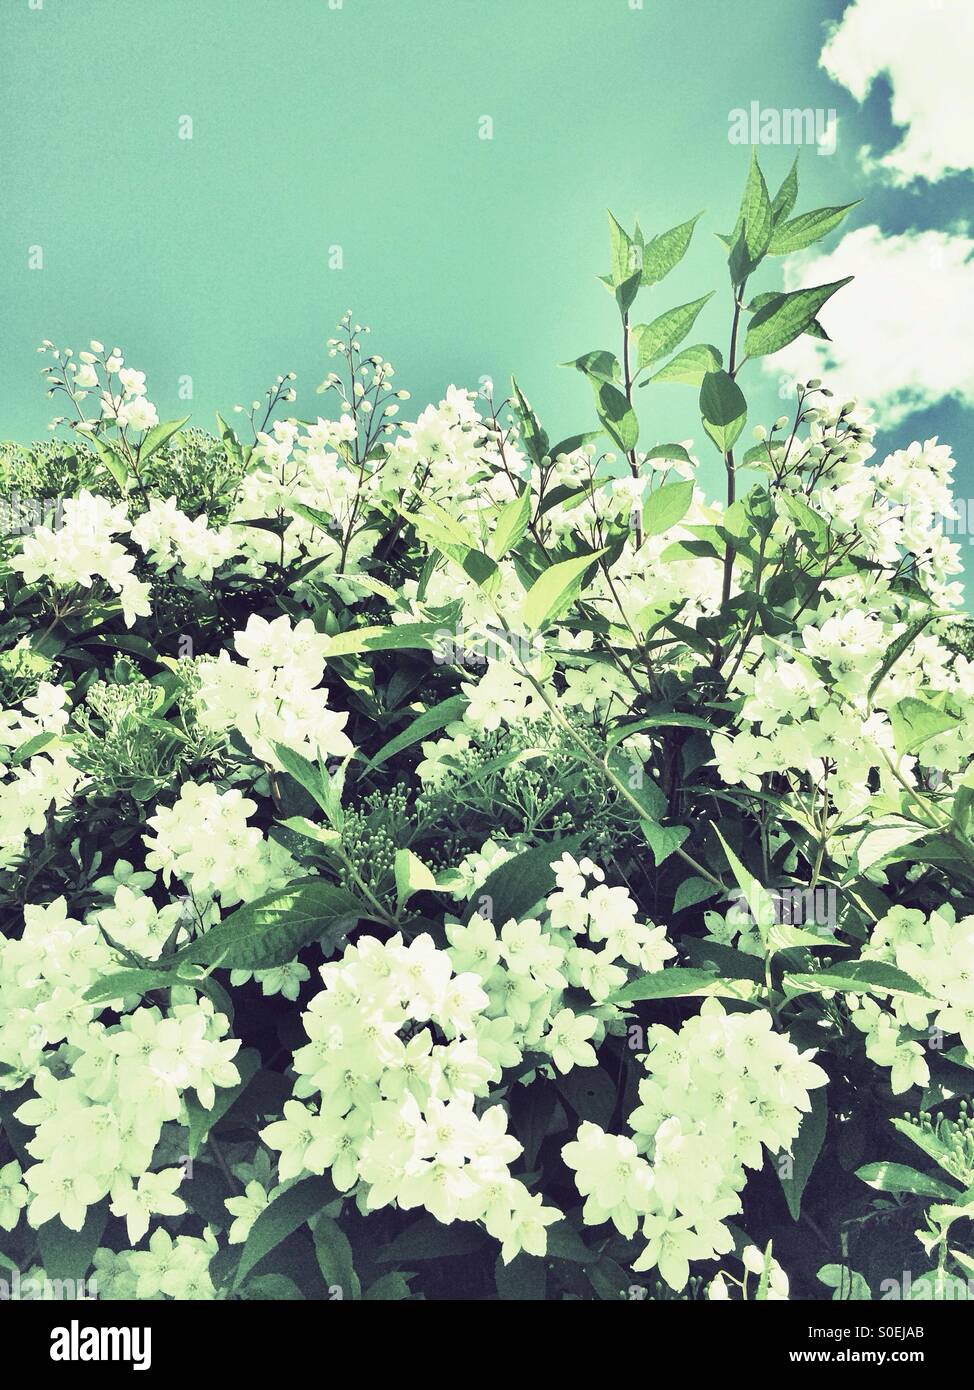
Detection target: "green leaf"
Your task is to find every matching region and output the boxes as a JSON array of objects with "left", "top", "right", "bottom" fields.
[
  {"left": 743, "top": 278, "right": 853, "bottom": 359},
  {"left": 548, "top": 430, "right": 603, "bottom": 459},
  {"left": 605, "top": 750, "right": 666, "bottom": 822},
  {"left": 638, "top": 818, "right": 689, "bottom": 866},
  {"left": 277, "top": 816, "right": 342, "bottom": 848},
  {"left": 378, "top": 1217, "right": 488, "bottom": 1262},
  {"left": 778, "top": 490, "right": 829, "bottom": 550},
  {"left": 768, "top": 202, "right": 860, "bottom": 256},
  {"left": 240, "top": 1274, "right": 304, "bottom": 1300},
  {"left": 555, "top": 1064, "right": 617, "bottom": 1126},
  {"left": 490, "top": 489, "right": 532, "bottom": 559},
  {"left": 511, "top": 379, "right": 549, "bottom": 468},
  {"left": 272, "top": 743, "right": 337, "bottom": 818},
  {"left": 771, "top": 155, "right": 800, "bottom": 224},
  {"left": 0, "top": 1088, "right": 32, "bottom": 1163},
  {"left": 785, "top": 960, "right": 929, "bottom": 998},
  {"left": 287, "top": 500, "right": 334, "bottom": 533},
  {"left": 640, "top": 212, "right": 703, "bottom": 286},
  {"left": 496, "top": 1252, "right": 547, "bottom": 1300},
  {"left": 868, "top": 614, "right": 944, "bottom": 703},
  {"left": 507, "top": 1078, "right": 557, "bottom": 1170},
  {"left": 36, "top": 1201, "right": 109, "bottom": 1281},
  {"left": 643, "top": 342, "right": 723, "bottom": 386},
  {"left": 778, "top": 1090, "right": 827, "bottom": 1221},
  {"left": 856, "top": 1162, "right": 960, "bottom": 1200},
  {"left": 891, "top": 1116, "right": 955, "bottom": 1169},
  {"left": 216, "top": 412, "right": 245, "bottom": 468},
  {"left": 673, "top": 876, "right": 720, "bottom": 911},
  {"left": 139, "top": 415, "right": 191, "bottom": 462},
  {"left": 235, "top": 1175, "right": 340, "bottom": 1287},
  {"left": 643, "top": 443, "right": 693, "bottom": 465},
  {"left": 545, "top": 1221, "right": 593, "bottom": 1263},
  {"left": 608, "top": 711, "right": 714, "bottom": 749},
  {"left": 394, "top": 848, "right": 436, "bottom": 909},
  {"left": 174, "top": 878, "right": 366, "bottom": 971},
  {"left": 727, "top": 150, "right": 773, "bottom": 279},
  {"left": 699, "top": 369, "right": 747, "bottom": 453},
  {"left": 563, "top": 350, "right": 620, "bottom": 385},
  {"left": 363, "top": 1271, "right": 413, "bottom": 1300},
  {"left": 712, "top": 825, "right": 776, "bottom": 942},
  {"left": 608, "top": 211, "right": 639, "bottom": 285},
  {"left": 10, "top": 731, "right": 59, "bottom": 765},
  {"left": 609, "top": 966, "right": 734, "bottom": 1005},
  {"left": 594, "top": 381, "right": 639, "bottom": 452},
  {"left": 684, "top": 938, "right": 764, "bottom": 982},
  {"left": 322, "top": 622, "right": 442, "bottom": 658},
  {"left": 181, "top": 1161, "right": 235, "bottom": 1229},
  {"left": 889, "top": 696, "right": 960, "bottom": 757},
  {"left": 462, "top": 837, "right": 582, "bottom": 926},
  {"left": 519, "top": 548, "right": 605, "bottom": 633},
  {"left": 185, "top": 1048, "right": 261, "bottom": 1159},
  {"left": 641, "top": 481, "right": 694, "bottom": 537},
  {"left": 313, "top": 1214, "right": 361, "bottom": 1299},
  {"left": 79, "top": 429, "right": 130, "bottom": 492},
  {"left": 365, "top": 695, "right": 468, "bottom": 771},
  {"left": 83, "top": 967, "right": 179, "bottom": 1004},
  {"left": 740, "top": 149, "right": 773, "bottom": 263},
  {"left": 817, "top": 1263, "right": 871, "bottom": 1301},
  {"left": 632, "top": 294, "right": 714, "bottom": 371}
]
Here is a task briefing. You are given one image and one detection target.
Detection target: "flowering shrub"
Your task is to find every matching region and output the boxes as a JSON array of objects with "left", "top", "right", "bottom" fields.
[{"left": 2, "top": 156, "right": 974, "bottom": 1302}]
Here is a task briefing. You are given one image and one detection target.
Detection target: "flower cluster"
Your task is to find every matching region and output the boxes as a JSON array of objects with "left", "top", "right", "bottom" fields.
[
  {"left": 851, "top": 903, "right": 974, "bottom": 1093},
  {"left": 563, "top": 1000, "right": 828, "bottom": 1290},
  {"left": 446, "top": 852, "right": 675, "bottom": 1069},
  {"left": 0, "top": 893, "right": 241, "bottom": 1239},
  {"left": 263, "top": 933, "right": 560, "bottom": 1262},
  {"left": 0, "top": 681, "right": 77, "bottom": 870},
  {"left": 10, "top": 491, "right": 151, "bottom": 628},
  {"left": 143, "top": 781, "right": 297, "bottom": 908},
  {"left": 131, "top": 497, "right": 237, "bottom": 582},
  {"left": 194, "top": 613, "right": 354, "bottom": 772}
]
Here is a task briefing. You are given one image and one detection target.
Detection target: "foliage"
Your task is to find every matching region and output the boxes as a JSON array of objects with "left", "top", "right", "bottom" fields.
[{"left": 0, "top": 160, "right": 972, "bottom": 1302}]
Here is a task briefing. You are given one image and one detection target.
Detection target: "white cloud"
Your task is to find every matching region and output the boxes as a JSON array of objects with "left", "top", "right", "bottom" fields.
[
  {"left": 763, "top": 224, "right": 974, "bottom": 426},
  {"left": 821, "top": 0, "right": 974, "bottom": 185}
]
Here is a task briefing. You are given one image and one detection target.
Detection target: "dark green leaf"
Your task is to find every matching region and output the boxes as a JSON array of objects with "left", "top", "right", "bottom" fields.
[
  {"left": 699, "top": 370, "right": 747, "bottom": 453},
  {"left": 778, "top": 1090, "right": 827, "bottom": 1221},
  {"left": 174, "top": 878, "right": 366, "bottom": 971},
  {"left": 743, "top": 279, "right": 853, "bottom": 359},
  {"left": 235, "top": 1175, "right": 341, "bottom": 1286}
]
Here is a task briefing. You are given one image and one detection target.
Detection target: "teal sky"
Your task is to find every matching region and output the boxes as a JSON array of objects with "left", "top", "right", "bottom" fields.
[{"left": 2, "top": 0, "right": 970, "bottom": 511}]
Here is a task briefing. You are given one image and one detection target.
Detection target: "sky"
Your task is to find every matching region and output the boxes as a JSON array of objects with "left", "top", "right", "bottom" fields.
[{"left": 2, "top": 0, "right": 973, "bottom": 532}]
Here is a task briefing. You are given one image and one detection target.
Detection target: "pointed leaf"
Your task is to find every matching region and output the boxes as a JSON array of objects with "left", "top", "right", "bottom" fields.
[
  {"left": 643, "top": 342, "right": 723, "bottom": 386},
  {"left": 632, "top": 294, "right": 714, "bottom": 371},
  {"left": 520, "top": 549, "right": 606, "bottom": 633},
  {"left": 768, "top": 203, "right": 860, "bottom": 256},
  {"left": 641, "top": 212, "right": 703, "bottom": 286},
  {"left": 743, "top": 278, "right": 852, "bottom": 359}
]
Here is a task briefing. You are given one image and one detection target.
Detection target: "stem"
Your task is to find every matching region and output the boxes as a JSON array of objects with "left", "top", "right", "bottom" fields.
[
  {"left": 718, "top": 287, "right": 745, "bottom": 615},
  {"left": 333, "top": 845, "right": 395, "bottom": 925},
  {"left": 504, "top": 634, "right": 724, "bottom": 889}
]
